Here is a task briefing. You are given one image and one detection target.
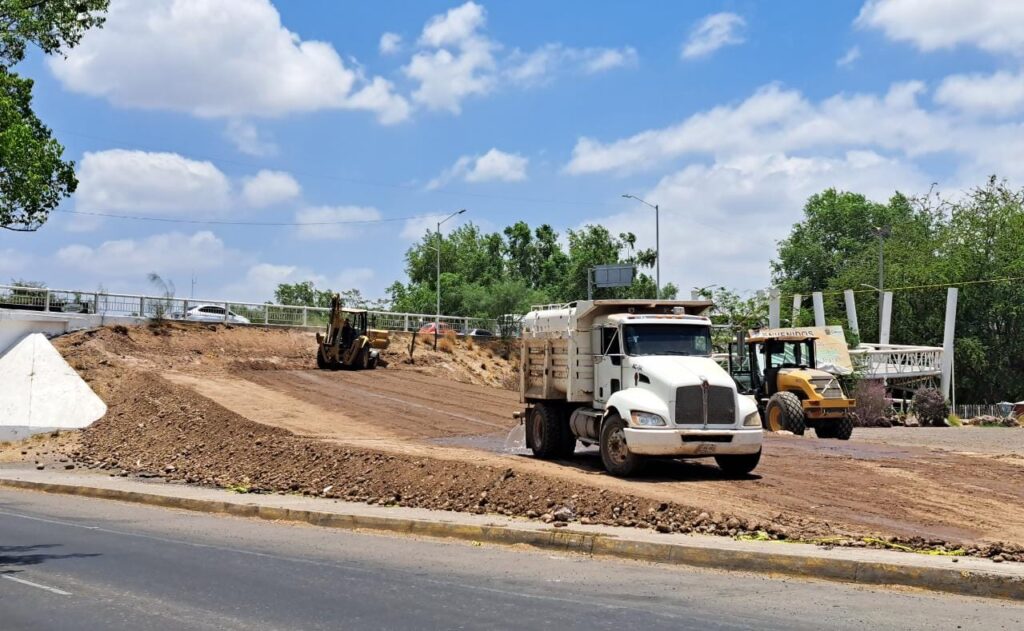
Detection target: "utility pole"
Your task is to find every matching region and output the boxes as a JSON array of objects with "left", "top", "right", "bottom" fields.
[
  {"left": 435, "top": 209, "right": 467, "bottom": 350},
  {"left": 622, "top": 194, "right": 660, "bottom": 298}
]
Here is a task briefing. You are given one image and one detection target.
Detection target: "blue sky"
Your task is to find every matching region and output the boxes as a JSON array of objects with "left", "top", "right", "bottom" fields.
[{"left": 2, "top": 0, "right": 1022, "bottom": 304}]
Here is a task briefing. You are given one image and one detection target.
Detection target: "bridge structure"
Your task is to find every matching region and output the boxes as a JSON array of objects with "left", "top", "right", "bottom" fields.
[{"left": 767, "top": 287, "right": 957, "bottom": 401}]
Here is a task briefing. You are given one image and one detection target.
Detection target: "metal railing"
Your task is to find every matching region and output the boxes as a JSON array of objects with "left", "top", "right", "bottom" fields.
[
  {"left": 0, "top": 284, "right": 501, "bottom": 334},
  {"left": 849, "top": 344, "right": 943, "bottom": 379}
]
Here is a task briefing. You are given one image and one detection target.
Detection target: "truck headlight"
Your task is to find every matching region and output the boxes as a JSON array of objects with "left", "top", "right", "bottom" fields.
[
  {"left": 743, "top": 410, "right": 762, "bottom": 427},
  {"left": 631, "top": 411, "right": 667, "bottom": 427}
]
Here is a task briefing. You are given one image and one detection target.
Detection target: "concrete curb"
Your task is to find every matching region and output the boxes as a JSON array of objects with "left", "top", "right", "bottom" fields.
[{"left": 2, "top": 477, "right": 1021, "bottom": 601}]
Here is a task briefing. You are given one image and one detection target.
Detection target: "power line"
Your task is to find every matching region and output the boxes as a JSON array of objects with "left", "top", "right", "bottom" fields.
[
  {"left": 52, "top": 209, "right": 445, "bottom": 226},
  {"left": 783, "top": 274, "right": 1024, "bottom": 302}
]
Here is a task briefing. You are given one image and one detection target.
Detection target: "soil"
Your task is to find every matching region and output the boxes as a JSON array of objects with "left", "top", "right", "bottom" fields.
[{"left": 32, "top": 322, "right": 1024, "bottom": 562}]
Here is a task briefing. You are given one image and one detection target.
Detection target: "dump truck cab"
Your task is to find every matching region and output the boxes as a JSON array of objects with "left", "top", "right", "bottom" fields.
[
  {"left": 730, "top": 334, "right": 855, "bottom": 439},
  {"left": 520, "top": 300, "right": 763, "bottom": 477}
]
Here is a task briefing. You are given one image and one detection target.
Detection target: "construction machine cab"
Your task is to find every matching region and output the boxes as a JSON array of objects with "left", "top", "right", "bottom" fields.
[
  {"left": 729, "top": 333, "right": 855, "bottom": 439},
  {"left": 315, "top": 294, "right": 389, "bottom": 370}
]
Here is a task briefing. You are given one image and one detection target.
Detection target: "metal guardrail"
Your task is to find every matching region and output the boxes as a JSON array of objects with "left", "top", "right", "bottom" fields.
[
  {"left": 0, "top": 284, "right": 501, "bottom": 334},
  {"left": 849, "top": 344, "right": 943, "bottom": 380}
]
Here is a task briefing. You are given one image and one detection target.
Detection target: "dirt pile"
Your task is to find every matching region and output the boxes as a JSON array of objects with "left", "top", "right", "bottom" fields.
[
  {"left": 74, "top": 371, "right": 781, "bottom": 539},
  {"left": 54, "top": 322, "right": 517, "bottom": 391}
]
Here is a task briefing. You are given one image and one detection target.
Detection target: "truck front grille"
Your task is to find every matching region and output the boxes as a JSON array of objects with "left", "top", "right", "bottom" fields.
[{"left": 675, "top": 385, "right": 736, "bottom": 425}]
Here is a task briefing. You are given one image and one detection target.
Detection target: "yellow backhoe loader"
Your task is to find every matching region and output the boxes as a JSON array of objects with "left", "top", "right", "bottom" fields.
[
  {"left": 729, "top": 334, "right": 856, "bottom": 439},
  {"left": 315, "top": 294, "right": 390, "bottom": 370}
]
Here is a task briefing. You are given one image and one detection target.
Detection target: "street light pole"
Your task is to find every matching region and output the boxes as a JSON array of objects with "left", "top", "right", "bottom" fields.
[
  {"left": 435, "top": 209, "right": 467, "bottom": 350},
  {"left": 622, "top": 194, "right": 660, "bottom": 299}
]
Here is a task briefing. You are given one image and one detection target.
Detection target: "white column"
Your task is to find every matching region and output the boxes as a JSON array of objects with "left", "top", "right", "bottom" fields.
[
  {"left": 879, "top": 291, "right": 893, "bottom": 345},
  {"left": 843, "top": 289, "right": 859, "bottom": 337},
  {"left": 768, "top": 289, "right": 781, "bottom": 328},
  {"left": 940, "top": 287, "right": 958, "bottom": 401},
  {"left": 812, "top": 292, "right": 826, "bottom": 327},
  {"left": 791, "top": 294, "right": 801, "bottom": 326}
]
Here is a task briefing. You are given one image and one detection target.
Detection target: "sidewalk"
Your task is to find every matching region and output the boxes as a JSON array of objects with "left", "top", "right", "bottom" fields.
[{"left": 1, "top": 464, "right": 1021, "bottom": 601}]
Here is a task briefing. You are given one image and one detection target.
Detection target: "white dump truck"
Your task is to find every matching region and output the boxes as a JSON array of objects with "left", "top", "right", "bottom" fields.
[{"left": 518, "top": 300, "right": 763, "bottom": 476}]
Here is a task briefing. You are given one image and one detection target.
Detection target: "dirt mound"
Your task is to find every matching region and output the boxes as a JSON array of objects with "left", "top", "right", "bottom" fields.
[
  {"left": 54, "top": 323, "right": 517, "bottom": 390},
  {"left": 73, "top": 371, "right": 767, "bottom": 539}
]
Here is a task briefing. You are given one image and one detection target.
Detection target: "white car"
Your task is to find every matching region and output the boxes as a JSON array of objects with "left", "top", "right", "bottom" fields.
[{"left": 184, "top": 304, "right": 250, "bottom": 324}]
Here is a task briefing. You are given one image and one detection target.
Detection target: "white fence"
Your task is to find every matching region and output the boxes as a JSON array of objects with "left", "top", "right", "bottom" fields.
[
  {"left": 849, "top": 344, "right": 943, "bottom": 381},
  {"left": 0, "top": 284, "right": 499, "bottom": 334}
]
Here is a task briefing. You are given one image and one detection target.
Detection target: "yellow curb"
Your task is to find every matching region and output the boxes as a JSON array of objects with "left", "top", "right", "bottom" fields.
[{"left": 1, "top": 478, "right": 1021, "bottom": 601}]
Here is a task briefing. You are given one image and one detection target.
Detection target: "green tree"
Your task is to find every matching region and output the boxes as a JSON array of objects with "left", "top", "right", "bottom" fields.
[
  {"left": 1, "top": 1, "right": 109, "bottom": 231},
  {"left": 273, "top": 281, "right": 334, "bottom": 308},
  {"left": 772, "top": 178, "right": 1024, "bottom": 403}
]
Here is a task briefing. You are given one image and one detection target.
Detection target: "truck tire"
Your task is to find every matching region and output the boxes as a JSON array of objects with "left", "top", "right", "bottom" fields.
[
  {"left": 715, "top": 449, "right": 761, "bottom": 476},
  {"left": 835, "top": 413, "right": 854, "bottom": 440},
  {"left": 316, "top": 347, "right": 328, "bottom": 370},
  {"left": 600, "top": 414, "right": 645, "bottom": 477},
  {"left": 529, "top": 404, "right": 574, "bottom": 459},
  {"left": 815, "top": 423, "right": 836, "bottom": 438},
  {"left": 765, "top": 392, "right": 805, "bottom": 435}
]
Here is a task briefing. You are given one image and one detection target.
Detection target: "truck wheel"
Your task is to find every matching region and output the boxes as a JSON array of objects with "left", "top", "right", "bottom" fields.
[
  {"left": 835, "top": 413, "right": 854, "bottom": 440},
  {"left": 715, "top": 449, "right": 761, "bottom": 476},
  {"left": 815, "top": 423, "right": 836, "bottom": 439},
  {"left": 600, "top": 414, "right": 645, "bottom": 477},
  {"left": 316, "top": 347, "right": 328, "bottom": 370},
  {"left": 765, "top": 392, "right": 805, "bottom": 435},
  {"left": 529, "top": 404, "right": 574, "bottom": 459}
]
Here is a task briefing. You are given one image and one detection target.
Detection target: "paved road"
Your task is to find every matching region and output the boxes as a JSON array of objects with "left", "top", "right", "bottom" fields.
[{"left": 0, "top": 489, "right": 1020, "bottom": 631}]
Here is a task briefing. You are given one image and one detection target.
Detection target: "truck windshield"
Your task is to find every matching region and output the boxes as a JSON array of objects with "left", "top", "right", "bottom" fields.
[{"left": 622, "top": 324, "right": 712, "bottom": 357}]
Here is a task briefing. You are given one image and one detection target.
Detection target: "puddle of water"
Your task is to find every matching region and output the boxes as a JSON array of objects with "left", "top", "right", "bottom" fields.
[{"left": 503, "top": 424, "right": 527, "bottom": 454}]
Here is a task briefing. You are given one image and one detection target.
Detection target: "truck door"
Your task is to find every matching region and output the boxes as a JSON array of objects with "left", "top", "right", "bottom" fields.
[{"left": 593, "top": 325, "right": 624, "bottom": 407}]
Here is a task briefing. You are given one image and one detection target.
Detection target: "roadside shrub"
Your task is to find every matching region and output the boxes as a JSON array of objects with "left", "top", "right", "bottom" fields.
[
  {"left": 438, "top": 329, "right": 457, "bottom": 354},
  {"left": 852, "top": 380, "right": 891, "bottom": 427},
  {"left": 912, "top": 387, "right": 949, "bottom": 427},
  {"left": 947, "top": 413, "right": 962, "bottom": 427}
]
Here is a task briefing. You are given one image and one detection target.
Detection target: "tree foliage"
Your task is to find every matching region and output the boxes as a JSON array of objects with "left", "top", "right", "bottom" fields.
[
  {"left": 272, "top": 281, "right": 386, "bottom": 310},
  {"left": 1, "top": 0, "right": 108, "bottom": 231},
  {"left": 388, "top": 221, "right": 677, "bottom": 319},
  {"left": 772, "top": 178, "right": 1024, "bottom": 403}
]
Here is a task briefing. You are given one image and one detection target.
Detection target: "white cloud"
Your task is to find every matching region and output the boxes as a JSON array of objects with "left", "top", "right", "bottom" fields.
[
  {"left": 857, "top": 0, "right": 1024, "bottom": 55},
  {"left": 587, "top": 151, "right": 931, "bottom": 292},
  {"left": 49, "top": 0, "right": 410, "bottom": 123},
  {"left": 405, "top": 3, "right": 496, "bottom": 114},
  {"left": 55, "top": 231, "right": 234, "bottom": 276},
  {"left": 405, "top": 2, "right": 636, "bottom": 113},
  {"left": 681, "top": 12, "right": 746, "bottom": 59},
  {"left": 293, "top": 206, "right": 382, "bottom": 240},
  {"left": 506, "top": 44, "right": 637, "bottom": 84},
  {"left": 419, "top": 1, "right": 486, "bottom": 48},
  {"left": 379, "top": 32, "right": 402, "bottom": 55},
  {"left": 935, "top": 70, "right": 1024, "bottom": 116},
  {"left": 75, "top": 150, "right": 231, "bottom": 214},
  {"left": 564, "top": 80, "right": 1024, "bottom": 181},
  {"left": 427, "top": 148, "right": 528, "bottom": 189},
  {"left": 224, "top": 120, "right": 277, "bottom": 156},
  {"left": 242, "top": 170, "right": 301, "bottom": 208},
  {"left": 837, "top": 45, "right": 861, "bottom": 67},
  {"left": 219, "top": 262, "right": 376, "bottom": 303},
  {"left": 0, "top": 249, "right": 30, "bottom": 275},
  {"left": 467, "top": 148, "right": 528, "bottom": 182}
]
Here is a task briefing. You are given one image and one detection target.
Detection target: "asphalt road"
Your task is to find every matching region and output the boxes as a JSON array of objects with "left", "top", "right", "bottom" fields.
[{"left": 0, "top": 489, "right": 1021, "bottom": 631}]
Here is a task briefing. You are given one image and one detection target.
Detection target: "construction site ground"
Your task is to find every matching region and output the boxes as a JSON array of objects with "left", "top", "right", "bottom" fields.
[{"left": 12, "top": 322, "right": 1024, "bottom": 562}]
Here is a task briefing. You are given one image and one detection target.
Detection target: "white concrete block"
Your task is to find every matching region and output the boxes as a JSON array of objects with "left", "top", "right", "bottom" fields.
[{"left": 0, "top": 333, "right": 107, "bottom": 441}]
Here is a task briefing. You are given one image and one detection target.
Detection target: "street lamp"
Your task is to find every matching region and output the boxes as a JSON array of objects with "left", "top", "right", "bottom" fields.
[
  {"left": 435, "top": 208, "right": 467, "bottom": 349},
  {"left": 622, "top": 194, "right": 660, "bottom": 299}
]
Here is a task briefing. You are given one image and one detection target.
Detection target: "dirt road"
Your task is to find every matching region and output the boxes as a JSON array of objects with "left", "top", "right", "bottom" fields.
[
  {"left": 48, "top": 323, "right": 1024, "bottom": 555},
  {"left": 167, "top": 367, "right": 1024, "bottom": 546}
]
